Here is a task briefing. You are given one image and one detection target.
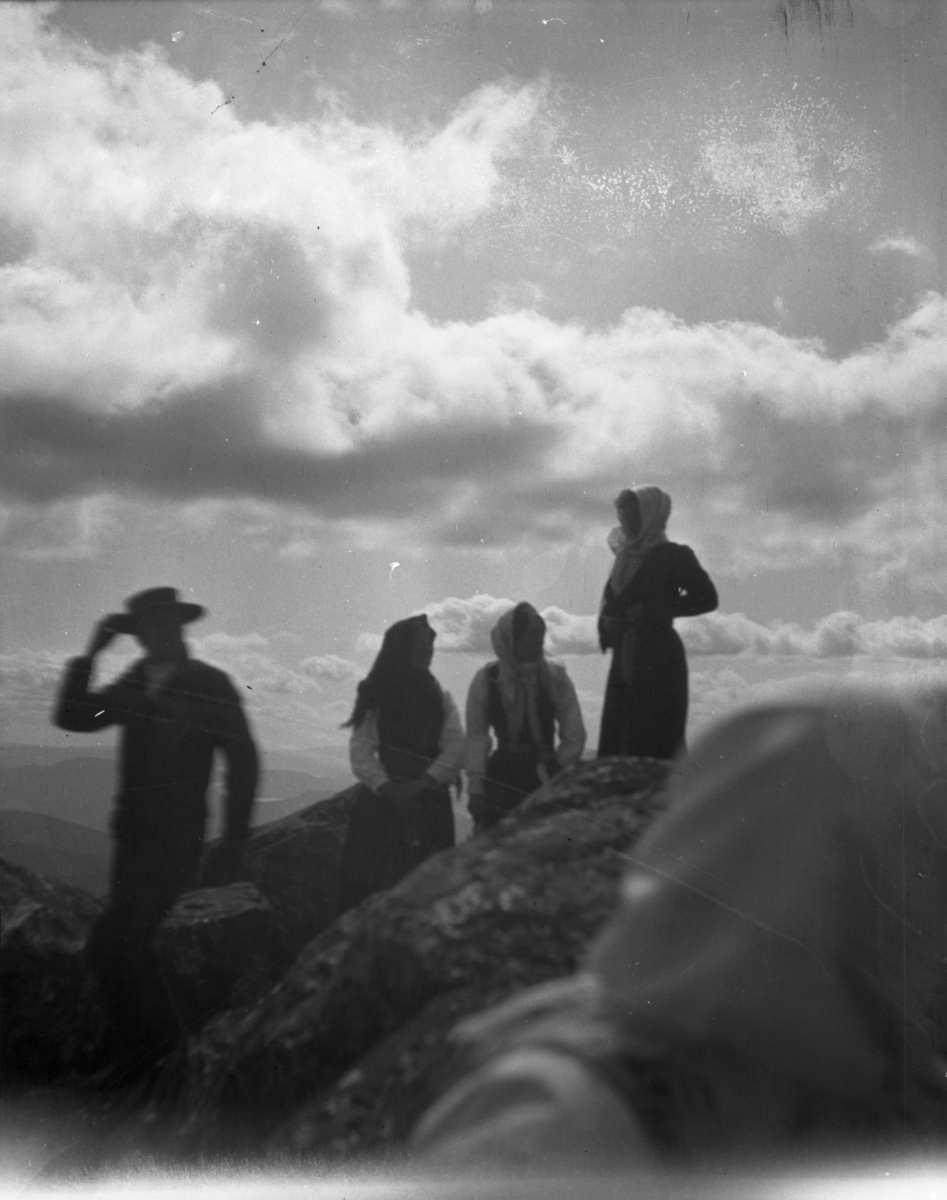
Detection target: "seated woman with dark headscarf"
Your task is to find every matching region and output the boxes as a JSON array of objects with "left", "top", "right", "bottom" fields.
[
  {"left": 337, "top": 614, "right": 464, "bottom": 911},
  {"left": 465, "top": 602, "right": 586, "bottom": 833},
  {"left": 413, "top": 679, "right": 947, "bottom": 1170},
  {"left": 598, "top": 485, "right": 717, "bottom": 759}
]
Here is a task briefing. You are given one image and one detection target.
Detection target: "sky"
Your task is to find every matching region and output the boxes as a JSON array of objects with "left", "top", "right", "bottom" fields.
[{"left": 1, "top": 0, "right": 945, "bottom": 775}]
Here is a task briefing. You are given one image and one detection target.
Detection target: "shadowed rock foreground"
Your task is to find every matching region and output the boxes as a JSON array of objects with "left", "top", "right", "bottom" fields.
[
  {"left": 0, "top": 860, "right": 105, "bottom": 1081},
  {"left": 2, "top": 758, "right": 670, "bottom": 1178}
]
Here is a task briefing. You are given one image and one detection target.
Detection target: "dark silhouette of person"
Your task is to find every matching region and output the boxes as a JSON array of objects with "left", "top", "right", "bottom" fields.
[
  {"left": 597, "top": 485, "right": 717, "bottom": 759},
  {"left": 337, "top": 614, "right": 463, "bottom": 912},
  {"left": 465, "top": 602, "right": 585, "bottom": 833},
  {"left": 53, "top": 587, "right": 259, "bottom": 1085}
]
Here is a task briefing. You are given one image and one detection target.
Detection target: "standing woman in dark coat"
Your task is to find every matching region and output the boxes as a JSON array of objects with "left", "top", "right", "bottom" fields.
[
  {"left": 337, "top": 614, "right": 464, "bottom": 911},
  {"left": 597, "top": 485, "right": 717, "bottom": 759}
]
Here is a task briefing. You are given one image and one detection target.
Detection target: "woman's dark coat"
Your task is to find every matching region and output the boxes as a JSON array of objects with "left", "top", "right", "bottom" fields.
[{"left": 597, "top": 542, "right": 717, "bottom": 758}]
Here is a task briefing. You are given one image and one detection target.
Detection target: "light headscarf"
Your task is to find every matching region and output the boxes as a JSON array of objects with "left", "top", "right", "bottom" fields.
[
  {"left": 589, "top": 679, "right": 947, "bottom": 1120},
  {"left": 490, "top": 604, "right": 553, "bottom": 750},
  {"left": 607, "top": 485, "right": 671, "bottom": 594}
]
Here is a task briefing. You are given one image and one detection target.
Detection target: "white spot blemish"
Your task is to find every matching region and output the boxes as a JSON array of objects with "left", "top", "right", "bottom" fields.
[{"left": 623, "top": 874, "right": 658, "bottom": 903}]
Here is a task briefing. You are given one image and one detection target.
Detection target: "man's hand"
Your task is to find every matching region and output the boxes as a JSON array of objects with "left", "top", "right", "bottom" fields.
[
  {"left": 203, "top": 840, "right": 246, "bottom": 887},
  {"left": 468, "top": 791, "right": 488, "bottom": 827},
  {"left": 85, "top": 616, "right": 123, "bottom": 658}
]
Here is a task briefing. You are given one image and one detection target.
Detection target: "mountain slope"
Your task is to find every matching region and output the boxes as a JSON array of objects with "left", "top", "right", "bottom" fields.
[{"left": 0, "top": 811, "right": 111, "bottom": 897}]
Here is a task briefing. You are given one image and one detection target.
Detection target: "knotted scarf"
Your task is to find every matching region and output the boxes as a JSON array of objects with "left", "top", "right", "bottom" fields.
[{"left": 490, "top": 605, "right": 552, "bottom": 752}]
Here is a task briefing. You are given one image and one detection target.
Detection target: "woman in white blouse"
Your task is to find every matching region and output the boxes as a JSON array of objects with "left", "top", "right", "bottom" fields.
[
  {"left": 337, "top": 613, "right": 464, "bottom": 911},
  {"left": 466, "top": 602, "right": 586, "bottom": 833}
]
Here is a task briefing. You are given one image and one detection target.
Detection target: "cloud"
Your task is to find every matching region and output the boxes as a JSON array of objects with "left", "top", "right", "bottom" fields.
[
  {"left": 421, "top": 595, "right": 947, "bottom": 660},
  {"left": 682, "top": 610, "right": 947, "bottom": 659},
  {"left": 299, "top": 654, "right": 363, "bottom": 683},
  {"left": 697, "top": 97, "right": 880, "bottom": 237},
  {"left": 0, "top": 631, "right": 358, "bottom": 766},
  {"left": 423, "top": 593, "right": 516, "bottom": 651},
  {"left": 1, "top": 7, "right": 945, "bottom": 584},
  {"left": 191, "top": 631, "right": 337, "bottom": 696},
  {"left": 869, "top": 234, "right": 929, "bottom": 258},
  {"left": 421, "top": 593, "right": 609, "bottom": 657},
  {"left": 0, "top": 496, "right": 119, "bottom": 561}
]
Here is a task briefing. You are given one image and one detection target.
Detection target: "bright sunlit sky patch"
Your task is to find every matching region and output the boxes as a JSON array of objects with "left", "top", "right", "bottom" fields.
[{"left": 1, "top": 0, "right": 944, "bottom": 769}]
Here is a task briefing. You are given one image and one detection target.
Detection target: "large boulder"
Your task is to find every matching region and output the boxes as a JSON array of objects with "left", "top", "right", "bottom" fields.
[
  {"left": 158, "top": 758, "right": 669, "bottom": 1159},
  {"left": 0, "top": 789, "right": 359, "bottom": 1088},
  {"left": 0, "top": 857, "right": 105, "bottom": 1080},
  {"left": 200, "top": 786, "right": 359, "bottom": 972},
  {"left": 155, "top": 883, "right": 278, "bottom": 1036}
]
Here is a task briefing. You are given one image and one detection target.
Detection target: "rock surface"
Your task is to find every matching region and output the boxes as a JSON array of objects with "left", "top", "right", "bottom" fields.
[
  {"left": 1, "top": 788, "right": 359, "bottom": 1088},
  {"left": 155, "top": 883, "right": 278, "bottom": 1036},
  {"left": 0, "top": 857, "right": 105, "bottom": 1080},
  {"left": 201, "top": 786, "right": 359, "bottom": 972},
  {"left": 157, "top": 758, "right": 669, "bottom": 1159}
]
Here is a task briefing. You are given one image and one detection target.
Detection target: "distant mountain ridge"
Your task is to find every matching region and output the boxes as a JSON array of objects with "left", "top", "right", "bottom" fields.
[
  {"left": 0, "top": 744, "right": 353, "bottom": 832},
  {"left": 0, "top": 744, "right": 355, "bottom": 892},
  {"left": 0, "top": 757, "right": 118, "bottom": 830},
  {"left": 0, "top": 811, "right": 111, "bottom": 897}
]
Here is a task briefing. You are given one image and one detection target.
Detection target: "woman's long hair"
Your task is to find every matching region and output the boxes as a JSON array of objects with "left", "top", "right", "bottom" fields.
[{"left": 344, "top": 614, "right": 441, "bottom": 733}]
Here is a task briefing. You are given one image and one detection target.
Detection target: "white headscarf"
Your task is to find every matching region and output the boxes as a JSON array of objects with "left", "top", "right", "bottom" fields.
[
  {"left": 490, "top": 604, "right": 552, "bottom": 749},
  {"left": 607, "top": 485, "right": 671, "bottom": 594}
]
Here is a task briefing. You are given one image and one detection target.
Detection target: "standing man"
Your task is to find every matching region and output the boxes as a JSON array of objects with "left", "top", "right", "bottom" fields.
[{"left": 53, "top": 586, "right": 259, "bottom": 1084}]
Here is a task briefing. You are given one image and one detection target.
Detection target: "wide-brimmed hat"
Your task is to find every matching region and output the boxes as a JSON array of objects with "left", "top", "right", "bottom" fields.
[{"left": 107, "top": 587, "right": 205, "bottom": 633}]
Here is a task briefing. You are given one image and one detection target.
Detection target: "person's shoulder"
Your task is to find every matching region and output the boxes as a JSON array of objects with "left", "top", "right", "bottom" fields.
[
  {"left": 656, "top": 540, "right": 697, "bottom": 559},
  {"left": 180, "top": 658, "right": 241, "bottom": 696},
  {"left": 466, "top": 662, "right": 496, "bottom": 695},
  {"left": 547, "top": 659, "right": 576, "bottom": 685}
]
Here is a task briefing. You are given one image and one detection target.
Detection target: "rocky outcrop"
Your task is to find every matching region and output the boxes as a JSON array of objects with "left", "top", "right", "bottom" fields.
[
  {"left": 0, "top": 857, "right": 105, "bottom": 1080},
  {"left": 158, "top": 758, "right": 669, "bottom": 1159},
  {"left": 155, "top": 883, "right": 278, "bottom": 1036},
  {"left": 201, "top": 786, "right": 359, "bottom": 972},
  {"left": 0, "top": 788, "right": 359, "bottom": 1088}
]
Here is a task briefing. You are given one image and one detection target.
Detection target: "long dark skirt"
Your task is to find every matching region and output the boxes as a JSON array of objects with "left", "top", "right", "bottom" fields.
[
  {"left": 337, "top": 783, "right": 455, "bottom": 912},
  {"left": 597, "top": 625, "right": 688, "bottom": 759},
  {"left": 478, "top": 748, "right": 543, "bottom": 830}
]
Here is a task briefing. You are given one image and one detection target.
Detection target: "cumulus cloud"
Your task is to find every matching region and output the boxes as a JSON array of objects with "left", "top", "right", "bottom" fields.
[
  {"left": 299, "top": 654, "right": 363, "bottom": 682},
  {"left": 0, "top": 631, "right": 360, "bottom": 765},
  {"left": 191, "top": 631, "right": 338, "bottom": 696},
  {"left": 422, "top": 595, "right": 947, "bottom": 660},
  {"left": 682, "top": 610, "right": 947, "bottom": 658},
  {"left": 1, "top": 6, "right": 945, "bottom": 581},
  {"left": 869, "top": 234, "right": 929, "bottom": 258}
]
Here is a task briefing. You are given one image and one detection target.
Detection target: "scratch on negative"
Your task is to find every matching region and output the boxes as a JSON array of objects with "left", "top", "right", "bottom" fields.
[{"left": 257, "top": 38, "right": 287, "bottom": 73}]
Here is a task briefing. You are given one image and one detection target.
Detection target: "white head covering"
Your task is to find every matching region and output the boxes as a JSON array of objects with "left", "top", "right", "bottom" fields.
[
  {"left": 490, "top": 604, "right": 552, "bottom": 749},
  {"left": 607, "top": 485, "right": 671, "bottom": 593}
]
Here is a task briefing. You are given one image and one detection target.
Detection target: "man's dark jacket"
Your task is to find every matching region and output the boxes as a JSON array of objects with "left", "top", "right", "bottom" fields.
[{"left": 54, "top": 654, "right": 258, "bottom": 851}]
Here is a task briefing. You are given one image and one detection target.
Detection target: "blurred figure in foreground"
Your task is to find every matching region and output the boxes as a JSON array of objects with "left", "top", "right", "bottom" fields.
[
  {"left": 338, "top": 614, "right": 464, "bottom": 911},
  {"left": 414, "top": 680, "right": 947, "bottom": 1170},
  {"left": 597, "top": 485, "right": 716, "bottom": 759},
  {"left": 53, "top": 587, "right": 259, "bottom": 1085},
  {"left": 466, "top": 602, "right": 586, "bottom": 834}
]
